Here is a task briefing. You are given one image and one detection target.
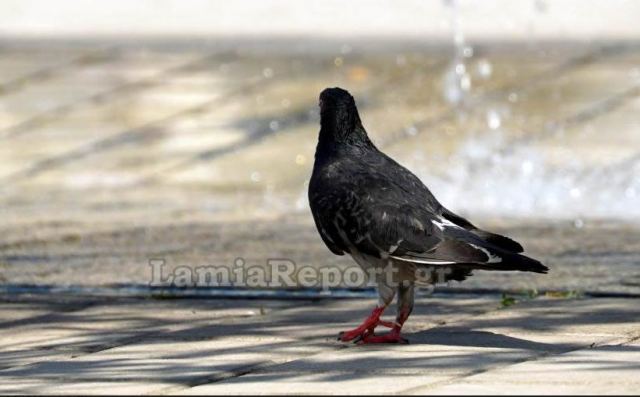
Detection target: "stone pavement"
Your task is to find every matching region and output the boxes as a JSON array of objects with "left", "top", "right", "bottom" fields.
[{"left": 0, "top": 294, "right": 638, "bottom": 394}]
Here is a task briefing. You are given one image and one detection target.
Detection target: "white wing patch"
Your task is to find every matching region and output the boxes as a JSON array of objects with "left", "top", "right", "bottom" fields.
[
  {"left": 469, "top": 244, "right": 503, "bottom": 263},
  {"left": 391, "top": 255, "right": 456, "bottom": 265},
  {"left": 410, "top": 217, "right": 425, "bottom": 231},
  {"left": 388, "top": 239, "right": 404, "bottom": 254},
  {"left": 432, "top": 217, "right": 460, "bottom": 231}
]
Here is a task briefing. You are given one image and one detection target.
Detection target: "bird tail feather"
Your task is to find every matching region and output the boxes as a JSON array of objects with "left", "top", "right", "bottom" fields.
[
  {"left": 472, "top": 230, "right": 524, "bottom": 253},
  {"left": 469, "top": 251, "right": 548, "bottom": 274}
]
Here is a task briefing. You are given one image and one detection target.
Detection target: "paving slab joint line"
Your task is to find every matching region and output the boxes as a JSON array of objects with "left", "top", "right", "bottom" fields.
[
  {"left": 0, "top": 46, "right": 119, "bottom": 96},
  {"left": 232, "top": 297, "right": 534, "bottom": 376},
  {"left": 153, "top": 360, "right": 280, "bottom": 395},
  {"left": 0, "top": 49, "right": 236, "bottom": 140},
  {"left": 157, "top": 334, "right": 355, "bottom": 395},
  {"left": 395, "top": 349, "right": 563, "bottom": 395},
  {"left": 151, "top": 315, "right": 373, "bottom": 393},
  {"left": 394, "top": 332, "right": 640, "bottom": 395},
  {"left": 0, "top": 71, "right": 272, "bottom": 186},
  {"left": 610, "top": 332, "right": 640, "bottom": 347},
  {"left": 508, "top": 83, "right": 640, "bottom": 154},
  {"left": 0, "top": 300, "right": 98, "bottom": 329},
  {"left": 0, "top": 312, "right": 262, "bottom": 375}
]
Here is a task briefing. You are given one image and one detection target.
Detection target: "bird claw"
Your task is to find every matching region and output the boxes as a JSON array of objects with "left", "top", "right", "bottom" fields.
[
  {"left": 342, "top": 329, "right": 372, "bottom": 344},
  {"left": 338, "top": 328, "right": 371, "bottom": 342},
  {"left": 358, "top": 332, "right": 409, "bottom": 344},
  {"left": 352, "top": 333, "right": 365, "bottom": 344},
  {"left": 337, "top": 306, "right": 392, "bottom": 343},
  {"left": 339, "top": 326, "right": 408, "bottom": 345},
  {"left": 338, "top": 320, "right": 392, "bottom": 342}
]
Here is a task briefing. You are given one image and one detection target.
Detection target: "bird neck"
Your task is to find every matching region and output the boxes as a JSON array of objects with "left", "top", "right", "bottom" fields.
[
  {"left": 318, "top": 107, "right": 375, "bottom": 147},
  {"left": 314, "top": 123, "right": 377, "bottom": 171}
]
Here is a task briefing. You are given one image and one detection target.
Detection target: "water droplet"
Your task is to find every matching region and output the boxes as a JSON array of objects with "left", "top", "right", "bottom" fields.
[
  {"left": 250, "top": 171, "right": 262, "bottom": 182},
  {"left": 443, "top": 62, "right": 471, "bottom": 105},
  {"left": 281, "top": 98, "right": 291, "bottom": 108},
  {"left": 520, "top": 161, "right": 533, "bottom": 175},
  {"left": 508, "top": 92, "right": 519, "bottom": 103},
  {"left": 405, "top": 125, "right": 418, "bottom": 136},
  {"left": 625, "top": 187, "right": 636, "bottom": 198},
  {"left": 443, "top": 69, "right": 462, "bottom": 104},
  {"left": 462, "top": 46, "right": 474, "bottom": 58},
  {"left": 295, "top": 192, "right": 308, "bottom": 211},
  {"left": 570, "top": 187, "right": 581, "bottom": 198},
  {"left": 573, "top": 218, "right": 584, "bottom": 228},
  {"left": 487, "top": 110, "right": 501, "bottom": 130},
  {"left": 295, "top": 154, "right": 306, "bottom": 165},
  {"left": 460, "top": 75, "right": 471, "bottom": 91},
  {"left": 477, "top": 59, "right": 492, "bottom": 78},
  {"left": 269, "top": 120, "right": 280, "bottom": 131},
  {"left": 262, "top": 68, "right": 274, "bottom": 78},
  {"left": 454, "top": 32, "right": 464, "bottom": 47},
  {"left": 334, "top": 57, "right": 343, "bottom": 67}
]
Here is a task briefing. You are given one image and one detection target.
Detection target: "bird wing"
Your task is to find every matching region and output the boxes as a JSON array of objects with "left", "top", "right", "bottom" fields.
[
  {"left": 376, "top": 151, "right": 525, "bottom": 254},
  {"left": 313, "top": 187, "right": 493, "bottom": 265},
  {"left": 309, "top": 152, "right": 545, "bottom": 272},
  {"left": 310, "top": 155, "right": 498, "bottom": 265},
  {"left": 310, "top": 204, "right": 345, "bottom": 256},
  {"left": 372, "top": 152, "right": 525, "bottom": 254},
  {"left": 391, "top": 214, "right": 548, "bottom": 273},
  {"left": 439, "top": 207, "right": 524, "bottom": 253},
  {"left": 335, "top": 200, "right": 445, "bottom": 261}
]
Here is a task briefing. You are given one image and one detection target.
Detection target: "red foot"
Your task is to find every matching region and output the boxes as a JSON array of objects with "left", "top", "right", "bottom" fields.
[
  {"left": 359, "top": 331, "right": 409, "bottom": 344},
  {"left": 340, "top": 306, "right": 412, "bottom": 344},
  {"left": 338, "top": 306, "right": 387, "bottom": 342}
]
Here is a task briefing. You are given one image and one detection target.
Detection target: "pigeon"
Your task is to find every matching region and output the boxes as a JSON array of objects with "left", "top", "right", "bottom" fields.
[{"left": 309, "top": 87, "right": 548, "bottom": 344}]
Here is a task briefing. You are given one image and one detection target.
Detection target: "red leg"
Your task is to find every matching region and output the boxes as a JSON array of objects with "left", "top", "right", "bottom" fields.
[
  {"left": 359, "top": 307, "right": 411, "bottom": 344},
  {"left": 338, "top": 306, "right": 386, "bottom": 342},
  {"left": 377, "top": 320, "right": 395, "bottom": 328}
]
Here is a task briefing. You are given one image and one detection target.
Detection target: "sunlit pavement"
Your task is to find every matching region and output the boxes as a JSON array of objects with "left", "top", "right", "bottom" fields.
[
  {"left": 0, "top": 294, "right": 638, "bottom": 394},
  {"left": 1, "top": 39, "right": 640, "bottom": 393}
]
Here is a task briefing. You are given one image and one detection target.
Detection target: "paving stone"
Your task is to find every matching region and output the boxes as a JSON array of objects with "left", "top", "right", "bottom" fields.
[
  {"left": 0, "top": 299, "right": 299, "bottom": 371},
  {"left": 182, "top": 297, "right": 639, "bottom": 395},
  {"left": 413, "top": 341, "right": 640, "bottom": 395},
  {"left": 0, "top": 293, "right": 638, "bottom": 395}
]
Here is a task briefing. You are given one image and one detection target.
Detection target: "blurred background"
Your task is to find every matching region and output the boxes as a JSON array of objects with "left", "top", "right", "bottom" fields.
[{"left": 1, "top": 0, "right": 640, "bottom": 296}]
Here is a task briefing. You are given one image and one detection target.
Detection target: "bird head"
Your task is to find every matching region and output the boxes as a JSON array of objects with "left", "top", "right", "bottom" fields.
[{"left": 318, "top": 87, "right": 368, "bottom": 146}]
